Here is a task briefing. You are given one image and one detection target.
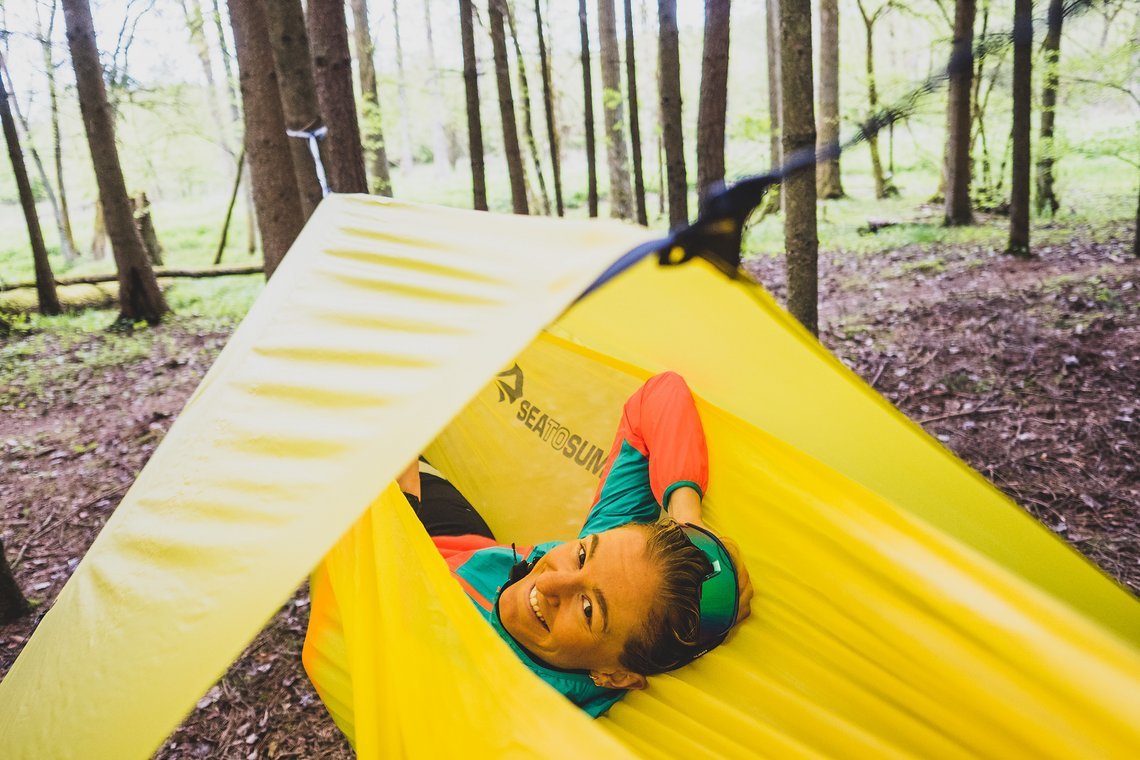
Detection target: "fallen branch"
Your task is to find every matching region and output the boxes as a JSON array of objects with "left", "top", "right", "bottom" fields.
[{"left": 0, "top": 265, "right": 263, "bottom": 292}]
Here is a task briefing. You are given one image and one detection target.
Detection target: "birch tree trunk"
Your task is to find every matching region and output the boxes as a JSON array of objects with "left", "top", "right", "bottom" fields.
[
  {"left": 816, "top": 0, "right": 844, "bottom": 199},
  {"left": 766, "top": 0, "right": 781, "bottom": 209},
  {"left": 459, "top": 0, "right": 487, "bottom": 210},
  {"left": 423, "top": 0, "right": 450, "bottom": 172},
  {"left": 61, "top": 0, "right": 168, "bottom": 323},
  {"left": 307, "top": 0, "right": 368, "bottom": 193},
  {"left": 227, "top": 0, "right": 306, "bottom": 278},
  {"left": 596, "top": 0, "right": 633, "bottom": 219},
  {"left": 579, "top": 0, "right": 599, "bottom": 217},
  {"left": 658, "top": 0, "right": 688, "bottom": 228},
  {"left": 489, "top": 0, "right": 529, "bottom": 214},
  {"left": 349, "top": 0, "right": 393, "bottom": 195},
  {"left": 780, "top": 0, "right": 818, "bottom": 336},
  {"left": 697, "top": 0, "right": 731, "bottom": 203}
]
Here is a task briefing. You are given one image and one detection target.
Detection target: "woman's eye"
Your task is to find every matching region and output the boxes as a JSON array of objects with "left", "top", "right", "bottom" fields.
[
  {"left": 583, "top": 597, "right": 593, "bottom": 622},
  {"left": 577, "top": 544, "right": 586, "bottom": 568}
]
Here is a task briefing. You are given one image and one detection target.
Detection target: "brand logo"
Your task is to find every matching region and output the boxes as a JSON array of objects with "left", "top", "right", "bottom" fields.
[
  {"left": 496, "top": 363, "right": 524, "bottom": 404},
  {"left": 492, "top": 363, "right": 606, "bottom": 476}
]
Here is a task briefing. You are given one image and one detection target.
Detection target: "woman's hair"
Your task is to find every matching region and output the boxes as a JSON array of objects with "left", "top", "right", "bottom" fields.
[{"left": 619, "top": 519, "right": 713, "bottom": 676}]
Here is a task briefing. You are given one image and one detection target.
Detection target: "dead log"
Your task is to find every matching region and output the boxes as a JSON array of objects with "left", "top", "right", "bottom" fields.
[{"left": 0, "top": 265, "right": 263, "bottom": 292}]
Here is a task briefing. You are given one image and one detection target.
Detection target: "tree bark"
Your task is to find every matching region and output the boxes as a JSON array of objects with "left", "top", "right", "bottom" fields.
[
  {"left": 766, "top": 0, "right": 781, "bottom": 209},
  {"left": 2, "top": 53, "right": 62, "bottom": 316},
  {"left": 228, "top": 0, "right": 306, "bottom": 279},
  {"left": 349, "top": 0, "right": 393, "bottom": 196},
  {"left": 658, "top": 0, "right": 688, "bottom": 229},
  {"left": 459, "top": 0, "right": 488, "bottom": 210},
  {"left": 61, "top": 0, "right": 168, "bottom": 323},
  {"left": 780, "top": 0, "right": 818, "bottom": 336},
  {"left": 0, "top": 538, "right": 31, "bottom": 625},
  {"left": 816, "top": 0, "right": 844, "bottom": 199},
  {"left": 36, "top": 1, "right": 80, "bottom": 261},
  {"left": 697, "top": 0, "right": 731, "bottom": 204},
  {"left": 0, "top": 49, "right": 75, "bottom": 264},
  {"left": 261, "top": 0, "right": 327, "bottom": 218},
  {"left": 506, "top": 3, "right": 551, "bottom": 214},
  {"left": 623, "top": 0, "right": 647, "bottom": 224},
  {"left": 1035, "top": 0, "right": 1062, "bottom": 216},
  {"left": 489, "top": 0, "right": 529, "bottom": 214},
  {"left": 131, "top": 192, "right": 164, "bottom": 267},
  {"left": 856, "top": 0, "right": 897, "bottom": 200},
  {"left": 536, "top": 0, "right": 564, "bottom": 216},
  {"left": 579, "top": 0, "right": 599, "bottom": 217},
  {"left": 392, "top": 0, "right": 414, "bottom": 170},
  {"left": 1007, "top": 0, "right": 1032, "bottom": 257},
  {"left": 307, "top": 0, "right": 368, "bottom": 194},
  {"left": 423, "top": 0, "right": 450, "bottom": 172},
  {"left": 944, "top": 0, "right": 975, "bottom": 225},
  {"left": 596, "top": 0, "right": 633, "bottom": 219}
]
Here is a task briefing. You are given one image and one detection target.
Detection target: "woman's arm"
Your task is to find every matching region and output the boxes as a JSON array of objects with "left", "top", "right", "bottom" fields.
[{"left": 396, "top": 459, "right": 421, "bottom": 499}]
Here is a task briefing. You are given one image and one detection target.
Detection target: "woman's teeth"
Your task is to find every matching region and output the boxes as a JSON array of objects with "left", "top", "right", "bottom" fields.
[{"left": 529, "top": 585, "right": 548, "bottom": 628}]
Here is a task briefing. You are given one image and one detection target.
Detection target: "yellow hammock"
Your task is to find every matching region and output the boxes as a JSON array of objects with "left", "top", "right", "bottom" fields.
[{"left": 1, "top": 195, "right": 1137, "bottom": 758}]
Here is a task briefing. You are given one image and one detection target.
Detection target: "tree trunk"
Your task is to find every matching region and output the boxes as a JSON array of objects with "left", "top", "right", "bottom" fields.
[
  {"left": 765, "top": 0, "right": 781, "bottom": 210},
  {"left": 697, "top": 0, "right": 731, "bottom": 204},
  {"left": 579, "top": 0, "right": 599, "bottom": 217},
  {"left": 349, "top": 0, "right": 393, "bottom": 196},
  {"left": 392, "top": 0, "right": 414, "bottom": 170},
  {"left": 506, "top": 3, "right": 551, "bottom": 215},
  {"left": 0, "top": 51, "right": 75, "bottom": 265},
  {"left": 857, "top": 1, "right": 896, "bottom": 200},
  {"left": 1035, "top": 0, "right": 1062, "bottom": 217},
  {"left": 307, "top": 0, "right": 368, "bottom": 194},
  {"left": 227, "top": 0, "right": 306, "bottom": 279},
  {"left": 0, "top": 538, "right": 31, "bottom": 625},
  {"left": 596, "top": 0, "right": 633, "bottom": 219},
  {"left": 2, "top": 53, "right": 62, "bottom": 316},
  {"left": 816, "top": 0, "right": 844, "bottom": 199},
  {"left": 423, "top": 0, "right": 450, "bottom": 172},
  {"left": 37, "top": 1, "right": 80, "bottom": 261},
  {"left": 91, "top": 200, "right": 106, "bottom": 260},
  {"left": 944, "top": 0, "right": 975, "bottom": 225},
  {"left": 1134, "top": 179, "right": 1138, "bottom": 257},
  {"left": 536, "top": 0, "right": 563, "bottom": 216},
  {"left": 179, "top": 0, "right": 233, "bottom": 157},
  {"left": 489, "top": 0, "right": 529, "bottom": 214},
  {"left": 459, "top": 0, "right": 488, "bottom": 210},
  {"left": 61, "top": 0, "right": 168, "bottom": 323},
  {"left": 658, "top": 0, "right": 688, "bottom": 229},
  {"left": 1007, "top": 0, "right": 1032, "bottom": 258},
  {"left": 623, "top": 0, "right": 647, "bottom": 224},
  {"left": 131, "top": 192, "right": 164, "bottom": 267},
  {"left": 780, "top": 0, "right": 818, "bottom": 336},
  {"left": 261, "top": 0, "right": 327, "bottom": 218}
]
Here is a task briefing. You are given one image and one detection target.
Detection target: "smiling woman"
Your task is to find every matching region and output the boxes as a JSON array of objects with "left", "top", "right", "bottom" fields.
[{"left": 396, "top": 371, "right": 752, "bottom": 716}]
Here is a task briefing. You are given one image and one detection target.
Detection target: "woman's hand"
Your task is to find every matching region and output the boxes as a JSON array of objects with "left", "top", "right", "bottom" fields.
[{"left": 396, "top": 459, "right": 421, "bottom": 499}]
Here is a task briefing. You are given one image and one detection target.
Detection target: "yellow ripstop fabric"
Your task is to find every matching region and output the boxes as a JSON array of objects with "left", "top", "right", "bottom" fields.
[
  {"left": 307, "top": 329, "right": 1140, "bottom": 758},
  {"left": 3, "top": 194, "right": 1138, "bottom": 759}
]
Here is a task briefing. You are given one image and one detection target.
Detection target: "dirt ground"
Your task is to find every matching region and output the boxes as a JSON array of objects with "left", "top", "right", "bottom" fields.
[{"left": 2, "top": 223, "right": 1137, "bottom": 758}]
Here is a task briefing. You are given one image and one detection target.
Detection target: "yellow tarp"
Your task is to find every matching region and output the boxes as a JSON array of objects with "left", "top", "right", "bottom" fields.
[{"left": 2, "top": 195, "right": 1138, "bottom": 758}]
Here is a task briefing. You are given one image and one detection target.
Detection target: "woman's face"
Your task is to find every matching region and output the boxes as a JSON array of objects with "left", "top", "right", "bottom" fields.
[{"left": 498, "top": 525, "right": 660, "bottom": 683}]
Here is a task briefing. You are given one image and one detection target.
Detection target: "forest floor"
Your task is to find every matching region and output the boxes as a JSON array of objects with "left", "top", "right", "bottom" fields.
[{"left": 1, "top": 218, "right": 1137, "bottom": 758}]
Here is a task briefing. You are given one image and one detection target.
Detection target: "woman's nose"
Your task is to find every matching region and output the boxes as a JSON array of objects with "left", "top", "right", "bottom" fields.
[{"left": 534, "top": 570, "right": 574, "bottom": 603}]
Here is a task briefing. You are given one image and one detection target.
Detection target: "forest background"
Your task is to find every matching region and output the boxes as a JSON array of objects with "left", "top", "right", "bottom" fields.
[{"left": 0, "top": 0, "right": 1137, "bottom": 757}]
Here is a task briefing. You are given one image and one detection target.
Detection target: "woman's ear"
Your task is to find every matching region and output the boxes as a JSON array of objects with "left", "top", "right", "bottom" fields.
[{"left": 591, "top": 669, "right": 647, "bottom": 690}]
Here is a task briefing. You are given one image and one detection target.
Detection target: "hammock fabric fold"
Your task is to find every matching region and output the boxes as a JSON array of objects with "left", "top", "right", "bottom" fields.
[{"left": 1, "top": 195, "right": 1137, "bottom": 758}]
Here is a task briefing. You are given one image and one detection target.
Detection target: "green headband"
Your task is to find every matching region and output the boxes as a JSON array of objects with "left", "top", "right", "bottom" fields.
[{"left": 680, "top": 523, "right": 740, "bottom": 659}]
